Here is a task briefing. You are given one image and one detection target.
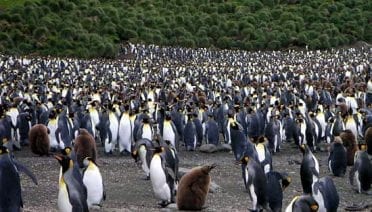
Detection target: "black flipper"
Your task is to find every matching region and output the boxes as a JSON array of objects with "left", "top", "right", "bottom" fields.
[{"left": 13, "top": 160, "right": 38, "bottom": 185}]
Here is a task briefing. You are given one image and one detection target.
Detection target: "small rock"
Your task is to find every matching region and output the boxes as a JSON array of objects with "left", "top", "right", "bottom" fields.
[
  {"left": 217, "top": 144, "right": 232, "bottom": 152},
  {"left": 199, "top": 144, "right": 218, "bottom": 153}
]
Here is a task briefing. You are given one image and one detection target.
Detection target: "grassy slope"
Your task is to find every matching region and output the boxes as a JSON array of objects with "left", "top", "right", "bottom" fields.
[
  {"left": 0, "top": 0, "right": 370, "bottom": 58},
  {"left": 0, "top": 0, "right": 36, "bottom": 9}
]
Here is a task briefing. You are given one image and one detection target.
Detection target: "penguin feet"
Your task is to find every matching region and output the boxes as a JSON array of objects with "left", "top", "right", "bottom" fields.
[
  {"left": 186, "top": 146, "right": 195, "bottom": 151},
  {"left": 120, "top": 150, "right": 131, "bottom": 156},
  {"left": 104, "top": 151, "right": 113, "bottom": 156},
  {"left": 158, "top": 200, "right": 170, "bottom": 208},
  {"left": 141, "top": 175, "right": 150, "bottom": 181}
]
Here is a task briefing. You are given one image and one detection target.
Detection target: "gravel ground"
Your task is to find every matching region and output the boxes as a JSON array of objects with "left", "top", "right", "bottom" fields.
[{"left": 14, "top": 141, "right": 371, "bottom": 212}]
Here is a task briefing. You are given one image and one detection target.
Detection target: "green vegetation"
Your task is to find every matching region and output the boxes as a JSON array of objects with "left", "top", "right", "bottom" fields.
[{"left": 0, "top": 0, "right": 370, "bottom": 58}]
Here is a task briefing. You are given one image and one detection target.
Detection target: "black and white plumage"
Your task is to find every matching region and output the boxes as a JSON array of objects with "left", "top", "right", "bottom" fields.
[
  {"left": 349, "top": 150, "right": 372, "bottom": 194},
  {"left": 300, "top": 144, "right": 319, "bottom": 194},
  {"left": 328, "top": 137, "right": 347, "bottom": 177}
]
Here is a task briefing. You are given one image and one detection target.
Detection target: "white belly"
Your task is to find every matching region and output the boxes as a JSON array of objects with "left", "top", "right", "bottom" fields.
[
  {"left": 109, "top": 113, "right": 119, "bottom": 146},
  {"left": 163, "top": 125, "right": 176, "bottom": 147},
  {"left": 150, "top": 155, "right": 170, "bottom": 202},
  {"left": 142, "top": 125, "right": 152, "bottom": 140},
  {"left": 139, "top": 146, "right": 149, "bottom": 176},
  {"left": 118, "top": 115, "right": 132, "bottom": 152},
  {"left": 48, "top": 124, "right": 59, "bottom": 148},
  {"left": 58, "top": 183, "right": 72, "bottom": 212},
  {"left": 83, "top": 168, "right": 104, "bottom": 207}
]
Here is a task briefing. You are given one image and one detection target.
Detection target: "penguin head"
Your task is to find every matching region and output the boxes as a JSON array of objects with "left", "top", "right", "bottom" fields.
[
  {"left": 131, "top": 148, "right": 139, "bottom": 162},
  {"left": 300, "top": 144, "right": 309, "bottom": 154},
  {"left": 54, "top": 155, "right": 73, "bottom": 173},
  {"left": 281, "top": 173, "right": 291, "bottom": 191},
  {"left": 61, "top": 147, "right": 72, "bottom": 156},
  {"left": 201, "top": 163, "right": 216, "bottom": 175},
  {"left": 153, "top": 146, "right": 165, "bottom": 154},
  {"left": 238, "top": 156, "right": 250, "bottom": 165},
  {"left": 359, "top": 144, "right": 367, "bottom": 151},
  {"left": 0, "top": 145, "right": 9, "bottom": 155},
  {"left": 143, "top": 115, "right": 150, "bottom": 124}
]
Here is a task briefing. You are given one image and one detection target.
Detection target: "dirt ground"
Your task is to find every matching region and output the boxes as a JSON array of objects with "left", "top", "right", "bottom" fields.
[{"left": 15, "top": 141, "right": 371, "bottom": 212}]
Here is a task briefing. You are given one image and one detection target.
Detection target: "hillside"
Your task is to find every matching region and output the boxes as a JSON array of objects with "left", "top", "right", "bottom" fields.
[{"left": 0, "top": 0, "right": 370, "bottom": 58}]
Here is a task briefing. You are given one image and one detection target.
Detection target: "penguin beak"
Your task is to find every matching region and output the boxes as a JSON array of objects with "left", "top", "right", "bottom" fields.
[
  {"left": 54, "top": 155, "right": 63, "bottom": 162},
  {"left": 209, "top": 163, "right": 217, "bottom": 170}
]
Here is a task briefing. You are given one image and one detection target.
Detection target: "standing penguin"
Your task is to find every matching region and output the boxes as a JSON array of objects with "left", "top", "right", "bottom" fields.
[
  {"left": 0, "top": 146, "right": 38, "bottom": 211},
  {"left": 82, "top": 157, "right": 105, "bottom": 209},
  {"left": 136, "top": 114, "right": 153, "bottom": 141},
  {"left": 162, "top": 112, "right": 179, "bottom": 150},
  {"left": 193, "top": 112, "right": 203, "bottom": 147},
  {"left": 55, "top": 155, "right": 89, "bottom": 212},
  {"left": 285, "top": 195, "right": 319, "bottom": 212},
  {"left": 203, "top": 111, "right": 219, "bottom": 146},
  {"left": 74, "top": 129, "right": 97, "bottom": 168},
  {"left": 132, "top": 138, "right": 155, "bottom": 180},
  {"left": 328, "top": 136, "right": 347, "bottom": 177},
  {"left": 239, "top": 155, "right": 270, "bottom": 212},
  {"left": 349, "top": 149, "right": 372, "bottom": 194},
  {"left": 16, "top": 111, "right": 32, "bottom": 147},
  {"left": 230, "top": 121, "right": 257, "bottom": 162},
  {"left": 266, "top": 171, "right": 291, "bottom": 212},
  {"left": 312, "top": 176, "right": 340, "bottom": 212},
  {"left": 254, "top": 136, "right": 272, "bottom": 174},
  {"left": 300, "top": 144, "right": 319, "bottom": 194},
  {"left": 28, "top": 124, "right": 50, "bottom": 156},
  {"left": 47, "top": 109, "right": 63, "bottom": 151},
  {"left": 177, "top": 164, "right": 216, "bottom": 210},
  {"left": 183, "top": 113, "right": 197, "bottom": 151},
  {"left": 149, "top": 146, "right": 178, "bottom": 207},
  {"left": 118, "top": 105, "right": 133, "bottom": 155}
]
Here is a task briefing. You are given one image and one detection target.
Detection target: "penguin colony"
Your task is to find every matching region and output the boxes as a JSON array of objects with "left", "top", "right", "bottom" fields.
[{"left": 0, "top": 44, "right": 371, "bottom": 211}]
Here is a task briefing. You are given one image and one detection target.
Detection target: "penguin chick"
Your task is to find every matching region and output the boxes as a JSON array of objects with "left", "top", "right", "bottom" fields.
[
  {"left": 177, "top": 164, "right": 216, "bottom": 210},
  {"left": 74, "top": 128, "right": 97, "bottom": 168},
  {"left": 29, "top": 124, "right": 50, "bottom": 156}
]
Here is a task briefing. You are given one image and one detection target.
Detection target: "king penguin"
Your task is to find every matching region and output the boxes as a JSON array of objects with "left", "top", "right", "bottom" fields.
[
  {"left": 162, "top": 111, "right": 179, "bottom": 150},
  {"left": 239, "top": 155, "right": 270, "bottom": 212},
  {"left": 312, "top": 175, "right": 339, "bottom": 212},
  {"left": 118, "top": 105, "right": 133, "bottom": 155},
  {"left": 55, "top": 154, "right": 89, "bottom": 212},
  {"left": 328, "top": 136, "right": 347, "bottom": 177},
  {"left": 300, "top": 144, "right": 319, "bottom": 194},
  {"left": 349, "top": 148, "right": 372, "bottom": 194},
  {"left": 285, "top": 195, "right": 319, "bottom": 212},
  {"left": 254, "top": 136, "right": 273, "bottom": 174},
  {"left": 266, "top": 171, "right": 291, "bottom": 212},
  {"left": 132, "top": 138, "right": 155, "bottom": 180},
  {"left": 0, "top": 146, "right": 38, "bottom": 211},
  {"left": 149, "top": 145, "right": 178, "bottom": 207},
  {"left": 82, "top": 157, "right": 106, "bottom": 209}
]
